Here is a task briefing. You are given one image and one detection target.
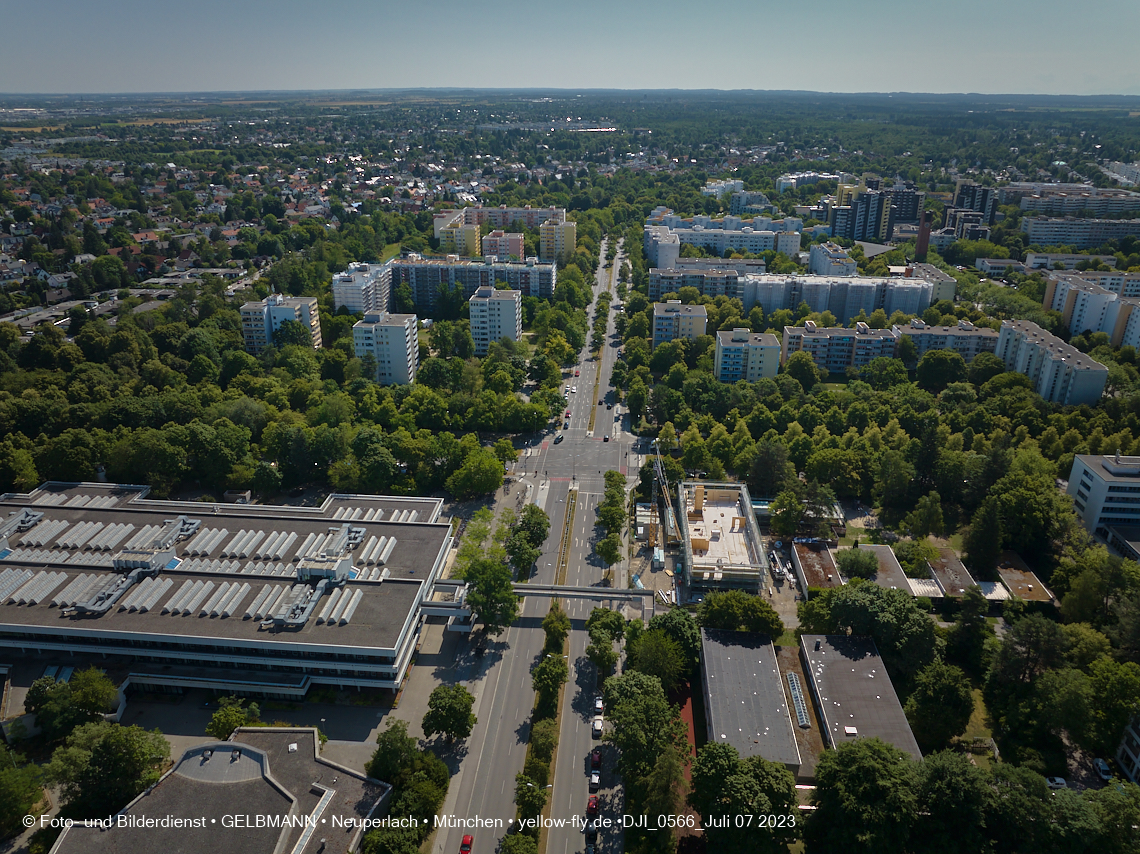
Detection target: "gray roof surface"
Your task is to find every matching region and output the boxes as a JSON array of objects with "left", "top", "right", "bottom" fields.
[
  {"left": 800, "top": 635, "right": 921, "bottom": 760},
  {"left": 862, "top": 545, "right": 912, "bottom": 593},
  {"left": 701, "top": 628, "right": 801, "bottom": 769},
  {"left": 928, "top": 548, "right": 975, "bottom": 597}
]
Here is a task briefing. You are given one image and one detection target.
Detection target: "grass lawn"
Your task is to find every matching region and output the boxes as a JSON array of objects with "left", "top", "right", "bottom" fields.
[
  {"left": 776, "top": 629, "right": 799, "bottom": 647},
  {"left": 962, "top": 687, "right": 995, "bottom": 771},
  {"left": 380, "top": 242, "right": 401, "bottom": 262}
]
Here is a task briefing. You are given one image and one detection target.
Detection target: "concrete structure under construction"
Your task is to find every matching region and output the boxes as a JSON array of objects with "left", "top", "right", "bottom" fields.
[{"left": 677, "top": 482, "right": 769, "bottom": 591}]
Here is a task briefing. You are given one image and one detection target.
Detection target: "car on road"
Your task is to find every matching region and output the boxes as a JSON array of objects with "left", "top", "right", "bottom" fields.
[
  {"left": 1046, "top": 777, "right": 1068, "bottom": 790},
  {"left": 589, "top": 771, "right": 601, "bottom": 792},
  {"left": 603, "top": 436, "right": 609, "bottom": 442},
  {"left": 590, "top": 749, "right": 601, "bottom": 770},
  {"left": 554, "top": 434, "right": 564, "bottom": 444},
  {"left": 566, "top": 410, "right": 572, "bottom": 418},
  {"left": 575, "top": 369, "right": 580, "bottom": 376},
  {"left": 563, "top": 421, "right": 570, "bottom": 430},
  {"left": 460, "top": 835, "right": 473, "bottom": 854},
  {"left": 606, "top": 403, "right": 612, "bottom": 409},
  {"left": 1094, "top": 758, "right": 1113, "bottom": 781},
  {"left": 587, "top": 795, "right": 599, "bottom": 815},
  {"left": 594, "top": 695, "right": 604, "bottom": 714},
  {"left": 591, "top": 717, "right": 603, "bottom": 738},
  {"left": 572, "top": 385, "right": 577, "bottom": 393}
]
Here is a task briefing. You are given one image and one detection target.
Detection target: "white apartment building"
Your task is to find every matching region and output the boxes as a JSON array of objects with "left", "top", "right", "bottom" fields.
[
  {"left": 1025, "top": 252, "right": 1118, "bottom": 271},
  {"left": 1044, "top": 268, "right": 1140, "bottom": 300},
  {"left": 468, "top": 286, "right": 522, "bottom": 355},
  {"left": 240, "top": 294, "right": 322, "bottom": 354},
  {"left": 437, "top": 220, "right": 481, "bottom": 256},
  {"left": 352, "top": 312, "right": 419, "bottom": 385},
  {"left": 539, "top": 220, "right": 577, "bottom": 263},
  {"left": 893, "top": 318, "right": 998, "bottom": 361},
  {"left": 652, "top": 301, "right": 708, "bottom": 348},
  {"left": 809, "top": 242, "right": 857, "bottom": 276},
  {"left": 332, "top": 262, "right": 390, "bottom": 314},
  {"left": 782, "top": 321, "right": 900, "bottom": 372},
  {"left": 1020, "top": 217, "right": 1140, "bottom": 249},
  {"left": 994, "top": 319, "right": 1108, "bottom": 405},
  {"left": 1019, "top": 189, "right": 1140, "bottom": 217},
  {"left": 387, "top": 254, "right": 557, "bottom": 311},
  {"left": 714, "top": 329, "right": 780, "bottom": 382},
  {"left": 481, "top": 230, "right": 524, "bottom": 261},
  {"left": 1067, "top": 453, "right": 1140, "bottom": 539},
  {"left": 701, "top": 179, "right": 744, "bottom": 198}
]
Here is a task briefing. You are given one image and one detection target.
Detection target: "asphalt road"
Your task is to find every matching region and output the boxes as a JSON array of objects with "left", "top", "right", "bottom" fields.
[{"left": 434, "top": 239, "right": 635, "bottom": 854}]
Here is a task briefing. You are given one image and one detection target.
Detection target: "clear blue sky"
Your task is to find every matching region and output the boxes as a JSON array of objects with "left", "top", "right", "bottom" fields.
[{"left": 3, "top": 0, "right": 1139, "bottom": 95}]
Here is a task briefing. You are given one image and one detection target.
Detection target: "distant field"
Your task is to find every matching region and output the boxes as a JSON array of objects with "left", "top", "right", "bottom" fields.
[{"left": 0, "top": 125, "right": 63, "bottom": 132}]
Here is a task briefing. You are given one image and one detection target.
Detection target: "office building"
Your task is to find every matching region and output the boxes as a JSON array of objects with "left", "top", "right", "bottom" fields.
[
  {"left": 809, "top": 242, "right": 857, "bottom": 276},
  {"left": 539, "top": 219, "right": 577, "bottom": 263},
  {"left": 467, "top": 286, "right": 521, "bottom": 355},
  {"left": 700, "top": 629, "right": 802, "bottom": 775},
  {"left": 0, "top": 482, "right": 455, "bottom": 697},
  {"left": 782, "top": 321, "right": 900, "bottom": 372},
  {"left": 1025, "top": 252, "right": 1118, "bottom": 271},
  {"left": 481, "top": 230, "right": 524, "bottom": 261},
  {"left": 994, "top": 319, "right": 1108, "bottom": 405},
  {"left": 800, "top": 635, "right": 922, "bottom": 760},
  {"left": 353, "top": 311, "right": 419, "bottom": 385},
  {"left": 714, "top": 329, "right": 781, "bottom": 382},
  {"left": 240, "top": 295, "right": 322, "bottom": 354},
  {"left": 954, "top": 181, "right": 998, "bottom": 225},
  {"left": 652, "top": 301, "right": 707, "bottom": 348},
  {"left": 893, "top": 318, "right": 998, "bottom": 361},
  {"left": 53, "top": 727, "right": 387, "bottom": 854},
  {"left": 389, "top": 254, "right": 556, "bottom": 311},
  {"left": 332, "top": 262, "right": 390, "bottom": 315},
  {"left": 1020, "top": 217, "right": 1140, "bottom": 249}
]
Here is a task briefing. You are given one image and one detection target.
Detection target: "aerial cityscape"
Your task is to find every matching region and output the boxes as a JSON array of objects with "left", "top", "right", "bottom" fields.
[{"left": 3, "top": 7, "right": 1140, "bottom": 852}]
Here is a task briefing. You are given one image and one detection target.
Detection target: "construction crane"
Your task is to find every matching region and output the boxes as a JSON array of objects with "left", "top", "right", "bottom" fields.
[{"left": 648, "top": 439, "right": 680, "bottom": 548}]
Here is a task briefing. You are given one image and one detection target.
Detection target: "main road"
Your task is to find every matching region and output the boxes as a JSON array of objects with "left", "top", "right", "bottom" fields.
[{"left": 434, "top": 238, "right": 636, "bottom": 854}]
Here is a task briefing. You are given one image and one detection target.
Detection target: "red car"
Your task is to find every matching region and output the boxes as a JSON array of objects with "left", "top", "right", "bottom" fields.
[
  {"left": 574, "top": 369, "right": 580, "bottom": 376},
  {"left": 590, "top": 749, "right": 601, "bottom": 770},
  {"left": 566, "top": 410, "right": 572, "bottom": 418},
  {"left": 587, "top": 796, "right": 599, "bottom": 816},
  {"left": 460, "top": 835, "right": 473, "bottom": 854}
]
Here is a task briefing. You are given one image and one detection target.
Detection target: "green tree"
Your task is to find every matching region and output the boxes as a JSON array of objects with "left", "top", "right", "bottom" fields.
[
  {"left": 586, "top": 607, "right": 627, "bottom": 640},
  {"left": 963, "top": 497, "right": 1003, "bottom": 576},
  {"left": 24, "top": 667, "right": 116, "bottom": 742},
  {"left": 747, "top": 439, "right": 796, "bottom": 497},
  {"left": 0, "top": 743, "right": 41, "bottom": 840},
  {"left": 445, "top": 448, "right": 504, "bottom": 498},
  {"left": 945, "top": 585, "right": 994, "bottom": 676},
  {"left": 205, "top": 696, "right": 260, "bottom": 740},
  {"left": 586, "top": 625, "right": 619, "bottom": 675},
  {"left": 783, "top": 350, "right": 821, "bottom": 391},
  {"left": 969, "top": 351, "right": 1006, "bottom": 386},
  {"left": 44, "top": 722, "right": 170, "bottom": 819},
  {"left": 515, "top": 773, "right": 548, "bottom": 823},
  {"left": 804, "top": 737, "right": 917, "bottom": 854},
  {"left": 422, "top": 685, "right": 477, "bottom": 743},
  {"left": 366, "top": 718, "right": 419, "bottom": 785},
  {"left": 499, "top": 834, "right": 539, "bottom": 854},
  {"left": 627, "top": 629, "right": 685, "bottom": 692},
  {"left": 904, "top": 661, "right": 975, "bottom": 752},
  {"left": 641, "top": 745, "right": 688, "bottom": 847},
  {"left": 531, "top": 654, "right": 569, "bottom": 716},
  {"left": 835, "top": 547, "right": 879, "bottom": 579},
  {"left": 698, "top": 589, "right": 784, "bottom": 636},
  {"left": 859, "top": 356, "right": 910, "bottom": 390},
  {"left": 913, "top": 750, "right": 991, "bottom": 854},
  {"left": 648, "top": 606, "right": 701, "bottom": 671},
  {"left": 916, "top": 349, "right": 968, "bottom": 393},
  {"left": 272, "top": 319, "right": 313, "bottom": 348},
  {"left": 542, "top": 602, "right": 571, "bottom": 652},
  {"left": 905, "top": 491, "right": 944, "bottom": 538},
  {"left": 768, "top": 489, "right": 804, "bottom": 536},
  {"left": 493, "top": 438, "right": 518, "bottom": 464},
  {"left": 595, "top": 532, "right": 622, "bottom": 565},
  {"left": 465, "top": 557, "right": 520, "bottom": 635}
]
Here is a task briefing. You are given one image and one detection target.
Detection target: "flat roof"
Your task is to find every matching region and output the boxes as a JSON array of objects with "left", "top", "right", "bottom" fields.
[
  {"left": 1074, "top": 454, "right": 1140, "bottom": 484},
  {"left": 927, "top": 548, "right": 975, "bottom": 598},
  {"left": 52, "top": 729, "right": 385, "bottom": 854},
  {"left": 793, "top": 542, "right": 842, "bottom": 589},
  {"left": 799, "top": 635, "right": 921, "bottom": 760},
  {"left": 996, "top": 552, "right": 1054, "bottom": 603},
  {"left": 701, "top": 629, "right": 801, "bottom": 770},
  {"left": 862, "top": 545, "right": 912, "bottom": 594}
]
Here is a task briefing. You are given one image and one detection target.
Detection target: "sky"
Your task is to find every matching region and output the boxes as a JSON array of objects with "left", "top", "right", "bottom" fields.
[{"left": 3, "top": 0, "right": 1140, "bottom": 96}]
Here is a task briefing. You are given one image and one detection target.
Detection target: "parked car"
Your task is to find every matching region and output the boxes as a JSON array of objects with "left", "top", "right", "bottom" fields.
[
  {"left": 460, "top": 836, "right": 473, "bottom": 854},
  {"left": 594, "top": 695, "right": 604, "bottom": 714},
  {"left": 554, "top": 434, "right": 565, "bottom": 444},
  {"left": 587, "top": 795, "right": 599, "bottom": 815},
  {"left": 1046, "top": 777, "right": 1068, "bottom": 790},
  {"left": 590, "top": 749, "right": 601, "bottom": 770},
  {"left": 585, "top": 820, "right": 599, "bottom": 842},
  {"left": 591, "top": 718, "right": 603, "bottom": 738},
  {"left": 606, "top": 403, "right": 612, "bottom": 409},
  {"left": 589, "top": 771, "right": 601, "bottom": 792},
  {"left": 1094, "top": 758, "right": 1113, "bottom": 781}
]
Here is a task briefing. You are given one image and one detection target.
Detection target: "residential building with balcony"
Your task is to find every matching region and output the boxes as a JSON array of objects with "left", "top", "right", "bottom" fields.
[
  {"left": 652, "top": 301, "right": 707, "bottom": 348},
  {"left": 240, "top": 295, "right": 321, "bottom": 354},
  {"left": 714, "top": 329, "right": 780, "bottom": 382},
  {"left": 781, "top": 321, "right": 899, "bottom": 372},
  {"left": 468, "top": 286, "right": 521, "bottom": 355},
  {"left": 352, "top": 311, "right": 419, "bottom": 385},
  {"left": 994, "top": 319, "right": 1108, "bottom": 405}
]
